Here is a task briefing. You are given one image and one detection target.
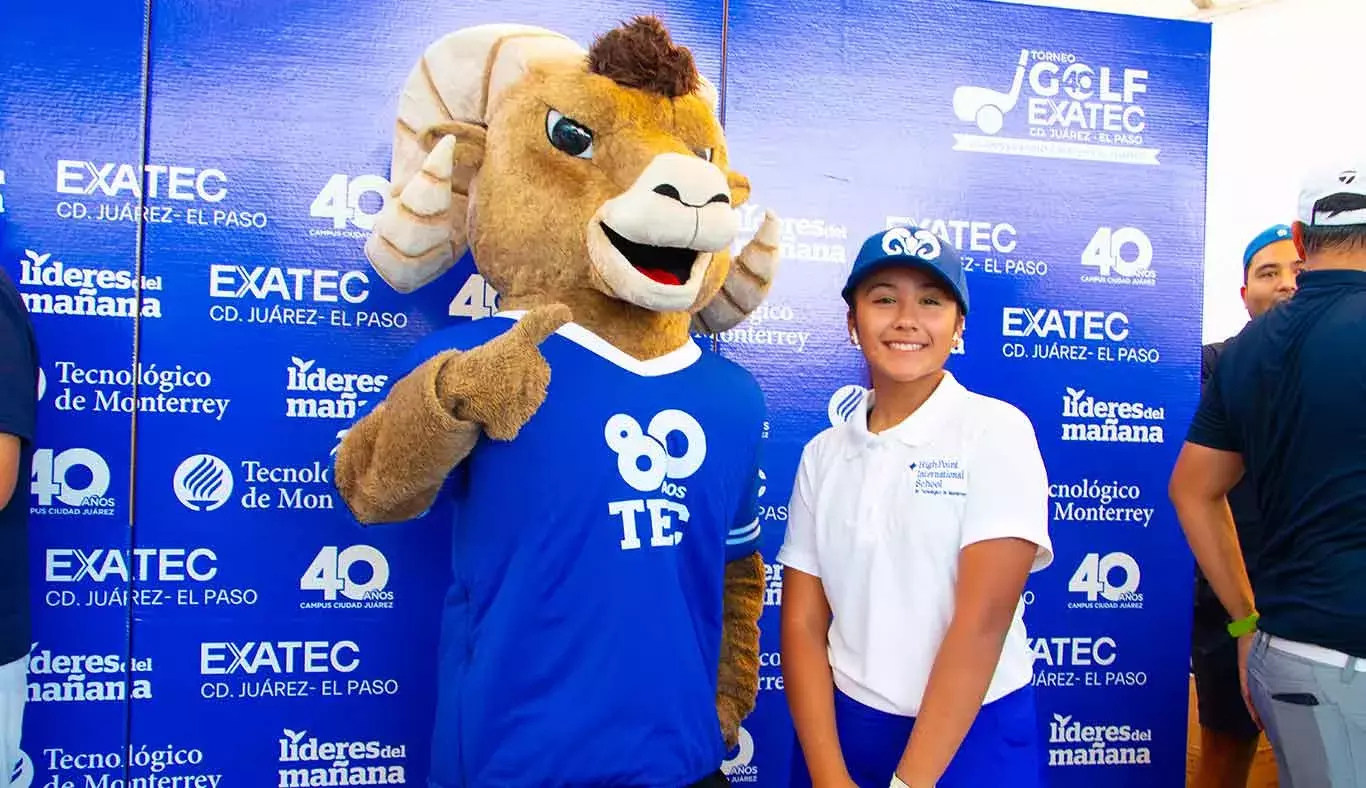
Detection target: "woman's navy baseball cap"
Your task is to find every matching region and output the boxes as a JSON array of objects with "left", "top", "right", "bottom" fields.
[{"left": 841, "top": 224, "right": 970, "bottom": 315}]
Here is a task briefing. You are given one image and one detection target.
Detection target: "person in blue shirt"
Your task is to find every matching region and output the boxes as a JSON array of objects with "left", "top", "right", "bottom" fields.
[
  {"left": 0, "top": 267, "right": 37, "bottom": 788},
  {"left": 331, "top": 17, "right": 782, "bottom": 787},
  {"left": 1170, "top": 162, "right": 1366, "bottom": 787},
  {"left": 1189, "top": 223, "right": 1299, "bottom": 788}
]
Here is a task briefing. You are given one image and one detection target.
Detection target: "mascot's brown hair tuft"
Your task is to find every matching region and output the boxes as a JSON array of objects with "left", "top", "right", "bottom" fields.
[{"left": 587, "top": 16, "right": 700, "bottom": 99}]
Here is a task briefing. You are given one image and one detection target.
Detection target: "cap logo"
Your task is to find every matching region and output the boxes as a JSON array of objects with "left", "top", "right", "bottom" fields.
[
  {"left": 881, "top": 226, "right": 942, "bottom": 261},
  {"left": 1339, "top": 169, "right": 1357, "bottom": 185}
]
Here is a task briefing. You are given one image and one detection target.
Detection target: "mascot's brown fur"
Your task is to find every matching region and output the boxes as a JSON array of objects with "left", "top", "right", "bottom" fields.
[{"left": 334, "top": 16, "right": 781, "bottom": 750}]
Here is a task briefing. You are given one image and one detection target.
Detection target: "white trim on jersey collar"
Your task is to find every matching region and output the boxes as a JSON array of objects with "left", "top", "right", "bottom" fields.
[
  {"left": 493, "top": 311, "right": 702, "bottom": 377},
  {"left": 845, "top": 372, "right": 965, "bottom": 457}
]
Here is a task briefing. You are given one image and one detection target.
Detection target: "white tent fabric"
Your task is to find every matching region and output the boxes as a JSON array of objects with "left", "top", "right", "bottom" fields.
[{"left": 990, "top": 0, "right": 1284, "bottom": 21}]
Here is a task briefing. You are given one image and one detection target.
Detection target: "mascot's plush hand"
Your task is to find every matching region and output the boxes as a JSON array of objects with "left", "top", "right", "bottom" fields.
[
  {"left": 333, "top": 302, "right": 570, "bottom": 524},
  {"left": 430, "top": 303, "right": 571, "bottom": 441}
]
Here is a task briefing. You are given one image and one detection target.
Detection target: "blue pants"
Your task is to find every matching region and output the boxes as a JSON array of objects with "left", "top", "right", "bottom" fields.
[{"left": 788, "top": 684, "right": 1046, "bottom": 788}]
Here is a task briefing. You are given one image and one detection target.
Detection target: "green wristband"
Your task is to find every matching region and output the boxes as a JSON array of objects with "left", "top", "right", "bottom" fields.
[{"left": 1227, "top": 612, "right": 1259, "bottom": 638}]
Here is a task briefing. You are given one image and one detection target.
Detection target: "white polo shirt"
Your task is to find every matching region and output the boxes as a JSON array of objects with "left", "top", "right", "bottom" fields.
[{"left": 777, "top": 371, "right": 1053, "bottom": 718}]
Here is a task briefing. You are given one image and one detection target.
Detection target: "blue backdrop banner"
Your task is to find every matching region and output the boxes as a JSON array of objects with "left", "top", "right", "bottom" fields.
[{"left": 0, "top": 0, "right": 1209, "bottom": 785}]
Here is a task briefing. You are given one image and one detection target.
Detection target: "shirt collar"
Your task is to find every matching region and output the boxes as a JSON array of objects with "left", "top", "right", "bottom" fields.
[
  {"left": 844, "top": 371, "right": 965, "bottom": 457},
  {"left": 1296, "top": 269, "right": 1366, "bottom": 292}
]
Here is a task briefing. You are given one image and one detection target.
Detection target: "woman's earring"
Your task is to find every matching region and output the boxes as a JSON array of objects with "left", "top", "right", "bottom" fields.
[{"left": 850, "top": 332, "right": 860, "bottom": 348}]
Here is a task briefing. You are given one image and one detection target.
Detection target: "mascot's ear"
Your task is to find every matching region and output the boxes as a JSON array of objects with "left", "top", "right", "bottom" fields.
[
  {"left": 415, "top": 123, "right": 487, "bottom": 187},
  {"left": 364, "top": 23, "right": 587, "bottom": 294},
  {"left": 728, "top": 170, "right": 751, "bottom": 208},
  {"left": 697, "top": 73, "right": 720, "bottom": 118}
]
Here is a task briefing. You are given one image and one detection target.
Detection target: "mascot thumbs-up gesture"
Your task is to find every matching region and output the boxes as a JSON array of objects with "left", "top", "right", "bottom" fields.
[{"left": 333, "top": 15, "right": 782, "bottom": 788}]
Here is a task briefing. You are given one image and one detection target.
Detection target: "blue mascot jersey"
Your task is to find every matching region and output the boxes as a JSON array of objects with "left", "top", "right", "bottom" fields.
[{"left": 345, "top": 311, "right": 767, "bottom": 788}]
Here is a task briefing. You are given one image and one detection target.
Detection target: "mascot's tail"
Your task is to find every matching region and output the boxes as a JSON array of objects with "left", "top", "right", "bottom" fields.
[{"left": 364, "top": 24, "right": 585, "bottom": 293}]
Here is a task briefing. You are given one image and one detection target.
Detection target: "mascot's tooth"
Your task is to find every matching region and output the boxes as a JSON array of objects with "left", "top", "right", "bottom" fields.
[
  {"left": 369, "top": 136, "right": 458, "bottom": 260},
  {"left": 405, "top": 135, "right": 458, "bottom": 217},
  {"left": 756, "top": 209, "right": 782, "bottom": 251},
  {"left": 692, "top": 211, "right": 783, "bottom": 334},
  {"left": 694, "top": 301, "right": 741, "bottom": 334},
  {"left": 362, "top": 230, "right": 452, "bottom": 293},
  {"left": 733, "top": 212, "right": 782, "bottom": 293}
]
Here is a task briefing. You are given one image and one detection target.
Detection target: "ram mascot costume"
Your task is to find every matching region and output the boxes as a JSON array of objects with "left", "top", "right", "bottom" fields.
[{"left": 332, "top": 15, "right": 783, "bottom": 788}]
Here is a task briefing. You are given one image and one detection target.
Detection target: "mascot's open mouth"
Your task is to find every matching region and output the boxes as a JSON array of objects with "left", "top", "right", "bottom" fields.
[{"left": 601, "top": 223, "right": 698, "bottom": 286}]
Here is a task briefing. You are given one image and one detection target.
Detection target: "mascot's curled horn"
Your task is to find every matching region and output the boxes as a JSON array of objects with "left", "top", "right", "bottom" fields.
[{"left": 333, "top": 15, "right": 781, "bottom": 788}]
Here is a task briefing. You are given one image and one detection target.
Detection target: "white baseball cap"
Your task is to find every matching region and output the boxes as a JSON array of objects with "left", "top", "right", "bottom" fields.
[{"left": 1297, "top": 163, "right": 1366, "bottom": 227}]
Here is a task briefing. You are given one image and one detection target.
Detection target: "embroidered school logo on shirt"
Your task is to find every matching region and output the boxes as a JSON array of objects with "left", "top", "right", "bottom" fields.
[{"left": 909, "top": 458, "right": 967, "bottom": 497}]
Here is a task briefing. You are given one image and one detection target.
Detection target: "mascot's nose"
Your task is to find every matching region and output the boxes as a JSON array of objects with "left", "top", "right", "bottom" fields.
[{"left": 652, "top": 183, "right": 730, "bottom": 208}]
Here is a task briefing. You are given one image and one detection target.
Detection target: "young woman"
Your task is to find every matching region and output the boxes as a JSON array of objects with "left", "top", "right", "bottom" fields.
[{"left": 778, "top": 225, "right": 1054, "bottom": 788}]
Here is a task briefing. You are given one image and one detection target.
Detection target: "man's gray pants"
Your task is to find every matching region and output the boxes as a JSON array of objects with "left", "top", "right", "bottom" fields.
[{"left": 1249, "top": 630, "right": 1366, "bottom": 786}]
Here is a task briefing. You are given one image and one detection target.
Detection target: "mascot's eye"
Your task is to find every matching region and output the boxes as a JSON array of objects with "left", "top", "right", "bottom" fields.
[
  {"left": 695, "top": 147, "right": 714, "bottom": 162},
  {"left": 546, "top": 109, "right": 594, "bottom": 159}
]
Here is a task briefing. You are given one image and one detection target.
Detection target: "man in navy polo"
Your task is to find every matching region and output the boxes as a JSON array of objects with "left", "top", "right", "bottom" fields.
[
  {"left": 1189, "top": 223, "right": 1299, "bottom": 788},
  {"left": 1170, "top": 162, "right": 1366, "bottom": 786}
]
